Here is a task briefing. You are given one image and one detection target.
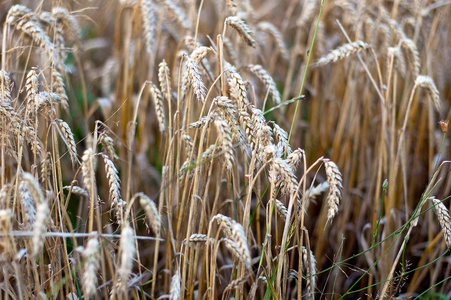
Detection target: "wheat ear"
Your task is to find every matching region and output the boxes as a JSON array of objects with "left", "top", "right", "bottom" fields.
[
  {"left": 184, "top": 54, "right": 206, "bottom": 102},
  {"left": 116, "top": 222, "right": 136, "bottom": 294},
  {"left": 248, "top": 64, "right": 281, "bottom": 105},
  {"left": 322, "top": 158, "right": 343, "bottom": 224},
  {"left": 22, "top": 173, "right": 48, "bottom": 257},
  {"left": 82, "top": 233, "right": 100, "bottom": 298},
  {"left": 134, "top": 193, "right": 161, "bottom": 235},
  {"left": 148, "top": 81, "right": 166, "bottom": 132},
  {"left": 212, "top": 214, "right": 251, "bottom": 271},
  {"left": 257, "top": 21, "right": 289, "bottom": 61},
  {"left": 400, "top": 38, "right": 420, "bottom": 78},
  {"left": 431, "top": 198, "right": 451, "bottom": 247},
  {"left": 169, "top": 271, "right": 181, "bottom": 300},
  {"left": 140, "top": 0, "right": 156, "bottom": 54},
  {"left": 225, "top": 16, "right": 256, "bottom": 47},
  {"left": 314, "top": 41, "right": 370, "bottom": 67},
  {"left": 54, "top": 119, "right": 78, "bottom": 166},
  {"left": 101, "top": 153, "right": 126, "bottom": 222},
  {"left": 99, "top": 133, "right": 118, "bottom": 161},
  {"left": 415, "top": 75, "right": 441, "bottom": 111}
]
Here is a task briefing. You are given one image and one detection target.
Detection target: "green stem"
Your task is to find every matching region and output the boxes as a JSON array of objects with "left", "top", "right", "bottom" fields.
[{"left": 287, "top": 0, "right": 325, "bottom": 145}]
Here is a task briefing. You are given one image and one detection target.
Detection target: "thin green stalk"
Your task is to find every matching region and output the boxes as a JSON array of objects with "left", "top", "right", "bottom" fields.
[
  {"left": 287, "top": 0, "right": 325, "bottom": 145},
  {"left": 372, "top": 179, "right": 388, "bottom": 247}
]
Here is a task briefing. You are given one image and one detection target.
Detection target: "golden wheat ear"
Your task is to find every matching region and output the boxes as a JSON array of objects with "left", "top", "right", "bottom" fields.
[{"left": 322, "top": 158, "right": 343, "bottom": 225}]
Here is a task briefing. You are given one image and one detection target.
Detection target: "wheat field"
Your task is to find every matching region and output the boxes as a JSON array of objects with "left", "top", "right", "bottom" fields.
[{"left": 0, "top": 0, "right": 450, "bottom": 299}]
